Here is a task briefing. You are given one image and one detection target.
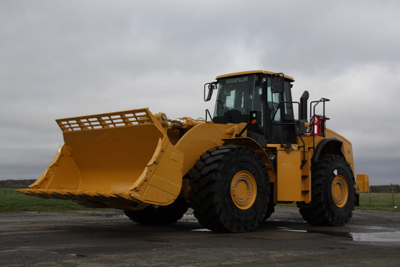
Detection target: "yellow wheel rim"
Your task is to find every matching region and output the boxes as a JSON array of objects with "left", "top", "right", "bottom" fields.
[
  {"left": 331, "top": 175, "right": 349, "bottom": 208},
  {"left": 230, "top": 170, "right": 257, "bottom": 210}
]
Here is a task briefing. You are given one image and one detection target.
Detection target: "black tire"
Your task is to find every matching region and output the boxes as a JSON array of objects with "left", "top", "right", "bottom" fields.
[
  {"left": 189, "top": 145, "right": 270, "bottom": 233},
  {"left": 262, "top": 185, "right": 275, "bottom": 221},
  {"left": 299, "top": 154, "right": 356, "bottom": 226},
  {"left": 124, "top": 197, "right": 188, "bottom": 225},
  {"left": 263, "top": 202, "right": 275, "bottom": 221}
]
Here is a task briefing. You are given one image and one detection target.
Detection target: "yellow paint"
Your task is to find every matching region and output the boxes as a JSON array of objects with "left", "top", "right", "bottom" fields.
[
  {"left": 230, "top": 170, "right": 257, "bottom": 210},
  {"left": 356, "top": 174, "right": 369, "bottom": 193},
  {"left": 216, "top": 70, "right": 294, "bottom": 81},
  {"left": 331, "top": 175, "right": 349, "bottom": 208},
  {"left": 17, "top": 77, "right": 366, "bottom": 212},
  {"left": 175, "top": 122, "right": 234, "bottom": 175},
  {"left": 276, "top": 147, "right": 302, "bottom": 202},
  {"left": 18, "top": 108, "right": 184, "bottom": 209}
]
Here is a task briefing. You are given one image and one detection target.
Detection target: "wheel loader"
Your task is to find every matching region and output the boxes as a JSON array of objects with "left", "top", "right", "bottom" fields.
[{"left": 18, "top": 70, "right": 369, "bottom": 233}]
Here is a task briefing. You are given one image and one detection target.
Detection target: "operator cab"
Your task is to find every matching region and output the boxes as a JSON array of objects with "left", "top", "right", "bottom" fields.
[{"left": 206, "top": 70, "right": 297, "bottom": 146}]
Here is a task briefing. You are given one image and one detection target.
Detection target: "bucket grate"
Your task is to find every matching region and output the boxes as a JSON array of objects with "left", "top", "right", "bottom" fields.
[{"left": 56, "top": 108, "right": 152, "bottom": 132}]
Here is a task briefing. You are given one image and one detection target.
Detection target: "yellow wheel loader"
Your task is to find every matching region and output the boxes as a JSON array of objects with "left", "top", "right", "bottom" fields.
[{"left": 19, "top": 70, "right": 369, "bottom": 232}]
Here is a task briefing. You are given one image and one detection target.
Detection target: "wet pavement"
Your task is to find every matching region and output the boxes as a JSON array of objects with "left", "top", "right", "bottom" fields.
[{"left": 0, "top": 207, "right": 399, "bottom": 266}]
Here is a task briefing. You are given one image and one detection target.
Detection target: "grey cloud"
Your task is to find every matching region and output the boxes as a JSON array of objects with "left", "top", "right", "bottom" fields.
[{"left": 1, "top": 0, "right": 399, "bottom": 185}]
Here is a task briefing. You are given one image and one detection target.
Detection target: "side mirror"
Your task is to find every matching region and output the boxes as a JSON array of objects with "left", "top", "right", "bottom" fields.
[
  {"left": 272, "top": 74, "right": 284, "bottom": 93},
  {"left": 204, "top": 82, "right": 217, "bottom": 102}
]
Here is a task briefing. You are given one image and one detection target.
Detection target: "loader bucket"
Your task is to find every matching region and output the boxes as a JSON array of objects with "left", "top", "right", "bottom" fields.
[{"left": 18, "top": 108, "right": 184, "bottom": 210}]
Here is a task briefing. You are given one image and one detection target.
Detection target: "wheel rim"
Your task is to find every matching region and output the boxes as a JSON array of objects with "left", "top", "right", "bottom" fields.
[
  {"left": 331, "top": 175, "right": 349, "bottom": 208},
  {"left": 230, "top": 170, "right": 257, "bottom": 210}
]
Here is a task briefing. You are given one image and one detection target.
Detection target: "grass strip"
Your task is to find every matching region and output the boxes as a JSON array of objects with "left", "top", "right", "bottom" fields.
[
  {"left": 0, "top": 188, "right": 105, "bottom": 212},
  {"left": 357, "top": 192, "right": 399, "bottom": 212},
  {"left": 1, "top": 188, "right": 399, "bottom": 212}
]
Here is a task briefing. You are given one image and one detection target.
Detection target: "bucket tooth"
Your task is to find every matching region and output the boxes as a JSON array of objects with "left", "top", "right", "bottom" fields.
[
  {"left": 76, "top": 191, "right": 121, "bottom": 208},
  {"left": 91, "top": 191, "right": 126, "bottom": 205},
  {"left": 34, "top": 190, "right": 47, "bottom": 199},
  {"left": 17, "top": 189, "right": 46, "bottom": 199},
  {"left": 77, "top": 191, "right": 99, "bottom": 202},
  {"left": 79, "top": 190, "right": 96, "bottom": 197},
  {"left": 34, "top": 189, "right": 52, "bottom": 199},
  {"left": 21, "top": 189, "right": 45, "bottom": 200},
  {"left": 87, "top": 191, "right": 148, "bottom": 210},
  {"left": 49, "top": 190, "right": 73, "bottom": 200},
  {"left": 69, "top": 191, "right": 107, "bottom": 208}
]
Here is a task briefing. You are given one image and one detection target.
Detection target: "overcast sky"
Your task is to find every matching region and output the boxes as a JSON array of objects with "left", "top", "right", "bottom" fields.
[{"left": 1, "top": 0, "right": 399, "bottom": 186}]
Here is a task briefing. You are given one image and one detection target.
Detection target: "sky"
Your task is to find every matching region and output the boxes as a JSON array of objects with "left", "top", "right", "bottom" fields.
[{"left": 1, "top": 0, "right": 399, "bottom": 186}]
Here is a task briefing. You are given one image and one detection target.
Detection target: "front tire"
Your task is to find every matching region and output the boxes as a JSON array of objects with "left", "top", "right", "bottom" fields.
[
  {"left": 189, "top": 145, "right": 270, "bottom": 233},
  {"left": 124, "top": 197, "right": 188, "bottom": 225},
  {"left": 299, "top": 154, "right": 356, "bottom": 226}
]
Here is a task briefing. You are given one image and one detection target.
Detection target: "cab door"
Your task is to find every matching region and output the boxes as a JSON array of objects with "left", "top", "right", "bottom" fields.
[{"left": 266, "top": 77, "right": 297, "bottom": 145}]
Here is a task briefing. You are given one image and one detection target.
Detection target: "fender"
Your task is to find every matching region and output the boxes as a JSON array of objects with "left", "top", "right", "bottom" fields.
[
  {"left": 222, "top": 137, "right": 276, "bottom": 183},
  {"left": 312, "top": 138, "right": 344, "bottom": 164}
]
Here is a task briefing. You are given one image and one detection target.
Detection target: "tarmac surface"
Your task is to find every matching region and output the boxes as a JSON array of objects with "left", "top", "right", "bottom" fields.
[{"left": 0, "top": 206, "right": 399, "bottom": 266}]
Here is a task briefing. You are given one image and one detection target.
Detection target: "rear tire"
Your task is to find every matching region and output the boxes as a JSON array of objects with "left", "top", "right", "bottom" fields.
[
  {"left": 299, "top": 154, "right": 356, "bottom": 226},
  {"left": 189, "top": 145, "right": 270, "bottom": 233},
  {"left": 124, "top": 197, "right": 188, "bottom": 225}
]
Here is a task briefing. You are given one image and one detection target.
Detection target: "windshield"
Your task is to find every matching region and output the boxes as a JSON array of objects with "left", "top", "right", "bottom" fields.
[{"left": 213, "top": 74, "right": 263, "bottom": 125}]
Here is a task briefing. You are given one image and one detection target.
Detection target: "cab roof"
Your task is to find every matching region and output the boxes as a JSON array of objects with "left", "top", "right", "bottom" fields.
[{"left": 216, "top": 70, "right": 294, "bottom": 82}]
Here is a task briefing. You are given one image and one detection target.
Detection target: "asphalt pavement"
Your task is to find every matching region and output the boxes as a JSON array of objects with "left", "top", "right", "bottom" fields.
[{"left": 0, "top": 206, "right": 399, "bottom": 266}]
